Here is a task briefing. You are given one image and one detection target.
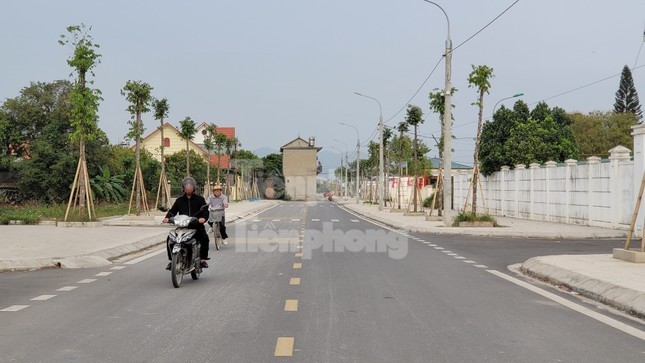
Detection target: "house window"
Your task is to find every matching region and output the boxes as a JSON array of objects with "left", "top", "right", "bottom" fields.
[{"left": 164, "top": 138, "right": 170, "bottom": 147}]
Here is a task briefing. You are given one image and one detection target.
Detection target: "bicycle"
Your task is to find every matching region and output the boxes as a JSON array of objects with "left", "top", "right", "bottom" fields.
[{"left": 209, "top": 209, "right": 224, "bottom": 250}]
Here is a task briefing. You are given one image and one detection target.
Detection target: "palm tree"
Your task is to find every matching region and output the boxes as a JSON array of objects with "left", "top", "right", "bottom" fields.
[
  {"left": 153, "top": 98, "right": 170, "bottom": 207},
  {"left": 122, "top": 80, "right": 153, "bottom": 215},
  {"left": 405, "top": 105, "right": 424, "bottom": 212},
  {"left": 467, "top": 64, "right": 494, "bottom": 215},
  {"left": 178, "top": 116, "right": 197, "bottom": 176}
]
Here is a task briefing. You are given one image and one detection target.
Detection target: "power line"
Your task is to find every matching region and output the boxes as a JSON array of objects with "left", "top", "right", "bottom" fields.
[
  {"left": 451, "top": 0, "right": 521, "bottom": 53},
  {"left": 383, "top": 0, "right": 521, "bottom": 124}
]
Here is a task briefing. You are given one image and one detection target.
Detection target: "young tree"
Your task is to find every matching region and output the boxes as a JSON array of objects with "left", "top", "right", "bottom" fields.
[
  {"left": 152, "top": 98, "right": 170, "bottom": 208},
  {"left": 405, "top": 104, "right": 424, "bottom": 212},
  {"left": 394, "top": 121, "right": 409, "bottom": 210},
  {"left": 214, "top": 132, "right": 228, "bottom": 183},
  {"left": 428, "top": 87, "right": 457, "bottom": 156},
  {"left": 178, "top": 117, "right": 197, "bottom": 176},
  {"left": 202, "top": 123, "right": 217, "bottom": 189},
  {"left": 467, "top": 64, "right": 494, "bottom": 215},
  {"left": 122, "top": 81, "right": 153, "bottom": 215},
  {"left": 59, "top": 24, "right": 102, "bottom": 221},
  {"left": 614, "top": 65, "right": 643, "bottom": 122}
]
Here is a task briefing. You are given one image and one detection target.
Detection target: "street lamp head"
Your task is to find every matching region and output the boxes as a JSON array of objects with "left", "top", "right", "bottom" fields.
[{"left": 512, "top": 93, "right": 524, "bottom": 97}]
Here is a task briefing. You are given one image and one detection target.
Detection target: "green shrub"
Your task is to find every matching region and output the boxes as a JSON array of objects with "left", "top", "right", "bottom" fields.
[
  {"left": 452, "top": 211, "right": 497, "bottom": 227},
  {"left": 423, "top": 193, "right": 435, "bottom": 208}
]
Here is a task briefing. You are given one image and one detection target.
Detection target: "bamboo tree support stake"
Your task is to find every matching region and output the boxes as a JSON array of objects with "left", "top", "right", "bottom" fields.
[
  {"left": 138, "top": 166, "right": 149, "bottom": 213},
  {"left": 430, "top": 168, "right": 443, "bottom": 217},
  {"left": 478, "top": 176, "right": 486, "bottom": 212},
  {"left": 625, "top": 169, "right": 645, "bottom": 251},
  {"left": 64, "top": 157, "right": 83, "bottom": 221},
  {"left": 83, "top": 157, "right": 95, "bottom": 220},
  {"left": 127, "top": 168, "right": 137, "bottom": 215}
]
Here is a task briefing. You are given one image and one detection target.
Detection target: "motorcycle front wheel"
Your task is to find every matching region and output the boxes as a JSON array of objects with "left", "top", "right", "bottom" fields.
[{"left": 171, "top": 253, "right": 184, "bottom": 288}]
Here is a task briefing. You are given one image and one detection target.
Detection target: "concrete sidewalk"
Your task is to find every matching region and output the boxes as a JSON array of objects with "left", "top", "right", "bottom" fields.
[
  {"left": 340, "top": 201, "right": 645, "bottom": 318},
  {"left": 0, "top": 199, "right": 278, "bottom": 272}
]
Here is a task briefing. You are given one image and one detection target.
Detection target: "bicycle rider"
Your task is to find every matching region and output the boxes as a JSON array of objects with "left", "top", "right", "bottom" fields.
[{"left": 207, "top": 184, "right": 229, "bottom": 245}]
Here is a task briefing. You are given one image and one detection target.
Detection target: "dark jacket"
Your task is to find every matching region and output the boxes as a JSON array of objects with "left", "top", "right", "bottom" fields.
[{"left": 165, "top": 193, "right": 209, "bottom": 228}]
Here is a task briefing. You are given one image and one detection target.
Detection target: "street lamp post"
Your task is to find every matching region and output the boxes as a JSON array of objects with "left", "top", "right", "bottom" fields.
[
  {"left": 340, "top": 122, "right": 360, "bottom": 204},
  {"left": 334, "top": 139, "right": 350, "bottom": 200},
  {"left": 423, "top": 0, "right": 453, "bottom": 226},
  {"left": 492, "top": 93, "right": 524, "bottom": 116},
  {"left": 354, "top": 92, "right": 385, "bottom": 211},
  {"left": 329, "top": 146, "right": 345, "bottom": 198}
]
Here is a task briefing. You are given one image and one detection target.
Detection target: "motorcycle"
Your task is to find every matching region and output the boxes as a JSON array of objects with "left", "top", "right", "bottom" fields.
[{"left": 163, "top": 207, "right": 207, "bottom": 288}]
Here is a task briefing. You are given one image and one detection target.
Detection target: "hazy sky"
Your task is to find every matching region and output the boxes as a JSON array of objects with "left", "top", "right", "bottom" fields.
[{"left": 3, "top": 0, "right": 645, "bottom": 167}]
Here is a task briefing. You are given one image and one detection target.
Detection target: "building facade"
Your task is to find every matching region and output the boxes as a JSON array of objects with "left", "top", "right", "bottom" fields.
[{"left": 281, "top": 137, "right": 322, "bottom": 201}]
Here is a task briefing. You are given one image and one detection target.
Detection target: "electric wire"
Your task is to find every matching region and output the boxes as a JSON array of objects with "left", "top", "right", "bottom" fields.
[{"left": 383, "top": 0, "right": 521, "bottom": 125}]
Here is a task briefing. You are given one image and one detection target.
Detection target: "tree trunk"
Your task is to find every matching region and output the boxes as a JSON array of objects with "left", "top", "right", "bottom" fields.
[
  {"left": 413, "top": 125, "right": 418, "bottom": 212},
  {"left": 135, "top": 110, "right": 142, "bottom": 215},
  {"left": 78, "top": 139, "right": 87, "bottom": 217},
  {"left": 472, "top": 90, "right": 485, "bottom": 216},
  {"left": 160, "top": 119, "right": 166, "bottom": 207},
  {"left": 186, "top": 140, "right": 190, "bottom": 176}
]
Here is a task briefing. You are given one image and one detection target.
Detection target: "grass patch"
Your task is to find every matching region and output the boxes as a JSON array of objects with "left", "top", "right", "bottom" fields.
[
  {"left": 0, "top": 202, "right": 130, "bottom": 224},
  {"left": 452, "top": 211, "right": 497, "bottom": 227}
]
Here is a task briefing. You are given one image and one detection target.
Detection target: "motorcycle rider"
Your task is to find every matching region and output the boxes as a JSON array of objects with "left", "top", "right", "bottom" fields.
[{"left": 163, "top": 177, "right": 210, "bottom": 269}]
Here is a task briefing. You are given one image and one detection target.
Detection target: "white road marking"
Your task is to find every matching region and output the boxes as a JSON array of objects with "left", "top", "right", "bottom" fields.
[
  {"left": 464, "top": 260, "right": 476, "bottom": 264},
  {"left": 351, "top": 220, "right": 359, "bottom": 222},
  {"left": 454, "top": 256, "right": 466, "bottom": 260},
  {"left": 487, "top": 269, "right": 645, "bottom": 341},
  {"left": 57, "top": 286, "right": 78, "bottom": 291},
  {"left": 331, "top": 219, "right": 339, "bottom": 222},
  {"left": 422, "top": 241, "right": 431, "bottom": 244},
  {"left": 77, "top": 279, "right": 97, "bottom": 284},
  {"left": 474, "top": 265, "right": 488, "bottom": 269},
  {"left": 291, "top": 219, "right": 300, "bottom": 222},
  {"left": 442, "top": 250, "right": 452, "bottom": 253},
  {"left": 253, "top": 219, "right": 261, "bottom": 222},
  {"left": 95, "top": 272, "right": 113, "bottom": 277},
  {"left": 1, "top": 305, "right": 29, "bottom": 312},
  {"left": 124, "top": 248, "right": 165, "bottom": 265},
  {"left": 110, "top": 266, "right": 126, "bottom": 270},
  {"left": 434, "top": 247, "right": 444, "bottom": 250},
  {"left": 312, "top": 218, "right": 320, "bottom": 221},
  {"left": 428, "top": 244, "right": 437, "bottom": 247},
  {"left": 31, "top": 295, "right": 56, "bottom": 301},
  {"left": 272, "top": 219, "right": 281, "bottom": 222}
]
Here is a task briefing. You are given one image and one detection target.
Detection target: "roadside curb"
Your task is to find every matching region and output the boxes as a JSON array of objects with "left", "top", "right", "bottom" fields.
[
  {"left": 521, "top": 256, "right": 645, "bottom": 318},
  {"left": 0, "top": 200, "right": 280, "bottom": 272}
]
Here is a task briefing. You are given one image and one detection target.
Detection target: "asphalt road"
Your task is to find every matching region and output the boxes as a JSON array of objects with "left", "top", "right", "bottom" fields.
[{"left": 1, "top": 201, "right": 644, "bottom": 362}]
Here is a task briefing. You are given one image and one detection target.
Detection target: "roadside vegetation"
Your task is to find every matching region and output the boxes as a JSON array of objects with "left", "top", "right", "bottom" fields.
[{"left": 0, "top": 202, "right": 130, "bottom": 225}]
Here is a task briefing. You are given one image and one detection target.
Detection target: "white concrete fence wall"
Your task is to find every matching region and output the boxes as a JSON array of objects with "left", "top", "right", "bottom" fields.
[{"left": 452, "top": 123, "right": 645, "bottom": 233}]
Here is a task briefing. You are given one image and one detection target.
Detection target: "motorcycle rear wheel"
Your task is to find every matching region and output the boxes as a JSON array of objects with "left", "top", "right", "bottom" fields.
[{"left": 171, "top": 253, "right": 184, "bottom": 288}]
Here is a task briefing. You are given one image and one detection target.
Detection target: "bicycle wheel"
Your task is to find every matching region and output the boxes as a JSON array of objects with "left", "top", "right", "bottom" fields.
[{"left": 213, "top": 222, "right": 221, "bottom": 250}]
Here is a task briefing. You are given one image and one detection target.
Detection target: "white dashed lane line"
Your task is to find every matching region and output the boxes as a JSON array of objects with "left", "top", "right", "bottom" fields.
[
  {"left": 95, "top": 272, "right": 113, "bottom": 277},
  {"left": 76, "top": 279, "right": 97, "bottom": 284},
  {"left": 30, "top": 295, "right": 56, "bottom": 301},
  {"left": 111, "top": 266, "right": 126, "bottom": 270},
  {"left": 1, "top": 305, "right": 29, "bottom": 312},
  {"left": 57, "top": 286, "right": 78, "bottom": 291}
]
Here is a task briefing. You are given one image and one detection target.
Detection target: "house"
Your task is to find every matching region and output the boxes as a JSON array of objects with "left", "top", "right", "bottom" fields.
[
  {"left": 135, "top": 122, "right": 235, "bottom": 169},
  {"left": 281, "top": 137, "right": 322, "bottom": 200}
]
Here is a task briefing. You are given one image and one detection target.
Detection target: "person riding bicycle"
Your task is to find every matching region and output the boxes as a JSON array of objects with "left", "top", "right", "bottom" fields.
[
  {"left": 163, "top": 177, "right": 210, "bottom": 269},
  {"left": 207, "top": 184, "right": 229, "bottom": 245}
]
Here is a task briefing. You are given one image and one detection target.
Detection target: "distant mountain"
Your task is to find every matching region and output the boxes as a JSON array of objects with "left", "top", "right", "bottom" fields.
[
  {"left": 316, "top": 149, "right": 342, "bottom": 171},
  {"left": 252, "top": 147, "right": 279, "bottom": 157}
]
